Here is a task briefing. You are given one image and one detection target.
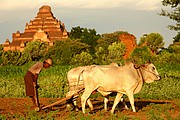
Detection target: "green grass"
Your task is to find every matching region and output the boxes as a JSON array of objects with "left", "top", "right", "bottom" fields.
[
  {"left": 0, "top": 63, "right": 180, "bottom": 100},
  {"left": 144, "top": 103, "right": 178, "bottom": 120},
  {"left": 0, "top": 62, "right": 72, "bottom": 98}
]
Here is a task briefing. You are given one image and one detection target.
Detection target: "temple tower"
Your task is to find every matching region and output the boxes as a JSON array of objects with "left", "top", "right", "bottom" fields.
[{"left": 3, "top": 5, "right": 68, "bottom": 51}]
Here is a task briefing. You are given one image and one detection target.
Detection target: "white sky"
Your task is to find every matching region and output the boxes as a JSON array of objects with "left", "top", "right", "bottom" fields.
[
  {"left": 0, "top": 0, "right": 177, "bottom": 47},
  {"left": 0, "top": 0, "right": 161, "bottom": 10}
]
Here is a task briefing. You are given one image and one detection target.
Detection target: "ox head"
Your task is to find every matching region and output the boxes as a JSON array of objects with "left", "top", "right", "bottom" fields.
[{"left": 141, "top": 62, "right": 160, "bottom": 83}]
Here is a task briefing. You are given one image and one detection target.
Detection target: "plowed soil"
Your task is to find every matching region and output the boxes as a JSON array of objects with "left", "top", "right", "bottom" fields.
[{"left": 0, "top": 98, "right": 180, "bottom": 119}]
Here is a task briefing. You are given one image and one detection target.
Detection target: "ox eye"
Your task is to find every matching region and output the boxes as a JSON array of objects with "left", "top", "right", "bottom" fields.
[{"left": 152, "top": 67, "right": 155, "bottom": 71}]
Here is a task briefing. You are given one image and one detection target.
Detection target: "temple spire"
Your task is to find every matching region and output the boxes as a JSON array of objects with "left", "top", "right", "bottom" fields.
[{"left": 3, "top": 5, "right": 68, "bottom": 52}]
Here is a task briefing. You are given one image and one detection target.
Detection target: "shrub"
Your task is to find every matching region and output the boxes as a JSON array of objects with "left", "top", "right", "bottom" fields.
[
  {"left": 130, "top": 46, "right": 152, "bottom": 64},
  {"left": 107, "top": 42, "right": 126, "bottom": 65},
  {"left": 95, "top": 42, "right": 126, "bottom": 65},
  {"left": 1, "top": 50, "right": 21, "bottom": 65},
  {"left": 95, "top": 47, "right": 108, "bottom": 65},
  {"left": 23, "top": 40, "right": 48, "bottom": 61},
  {"left": 70, "top": 52, "right": 93, "bottom": 66},
  {"left": 155, "top": 50, "right": 180, "bottom": 64},
  {"left": 47, "top": 39, "right": 90, "bottom": 65},
  {"left": 138, "top": 33, "right": 164, "bottom": 55}
]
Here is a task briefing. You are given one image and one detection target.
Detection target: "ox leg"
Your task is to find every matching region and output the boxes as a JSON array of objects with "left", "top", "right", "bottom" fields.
[
  {"left": 73, "top": 97, "right": 80, "bottom": 111},
  {"left": 87, "top": 98, "right": 94, "bottom": 111},
  {"left": 66, "top": 92, "right": 74, "bottom": 109},
  {"left": 66, "top": 91, "right": 79, "bottom": 111},
  {"left": 81, "top": 90, "right": 92, "bottom": 113},
  {"left": 127, "top": 91, "right": 136, "bottom": 112},
  {"left": 121, "top": 98, "right": 129, "bottom": 110},
  {"left": 104, "top": 96, "right": 109, "bottom": 111},
  {"left": 110, "top": 93, "right": 123, "bottom": 114}
]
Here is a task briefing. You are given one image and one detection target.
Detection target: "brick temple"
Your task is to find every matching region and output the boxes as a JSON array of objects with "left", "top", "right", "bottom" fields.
[{"left": 3, "top": 5, "right": 68, "bottom": 51}]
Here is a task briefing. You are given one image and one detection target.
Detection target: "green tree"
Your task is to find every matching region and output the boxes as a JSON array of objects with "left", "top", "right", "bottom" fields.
[
  {"left": 1, "top": 50, "right": 21, "bottom": 65},
  {"left": 95, "top": 42, "right": 126, "bottom": 65},
  {"left": 95, "top": 47, "right": 108, "bottom": 65},
  {"left": 16, "top": 52, "right": 31, "bottom": 66},
  {"left": 96, "top": 31, "right": 128, "bottom": 51},
  {"left": 173, "top": 32, "right": 180, "bottom": 43},
  {"left": 138, "top": 34, "right": 147, "bottom": 47},
  {"left": 130, "top": 46, "right": 152, "bottom": 64},
  {"left": 159, "top": 0, "right": 180, "bottom": 31},
  {"left": 47, "top": 39, "right": 90, "bottom": 65},
  {"left": 156, "top": 49, "right": 180, "bottom": 64},
  {"left": 0, "top": 45, "right": 3, "bottom": 56},
  {"left": 168, "top": 42, "right": 180, "bottom": 53},
  {"left": 69, "top": 26, "right": 83, "bottom": 39},
  {"left": 107, "top": 42, "right": 126, "bottom": 64},
  {"left": 23, "top": 41, "right": 48, "bottom": 61},
  {"left": 139, "top": 33, "right": 164, "bottom": 54},
  {"left": 69, "top": 26, "right": 100, "bottom": 54},
  {"left": 155, "top": 50, "right": 172, "bottom": 63},
  {"left": 0, "top": 45, "right": 3, "bottom": 64},
  {"left": 70, "top": 52, "right": 93, "bottom": 66}
]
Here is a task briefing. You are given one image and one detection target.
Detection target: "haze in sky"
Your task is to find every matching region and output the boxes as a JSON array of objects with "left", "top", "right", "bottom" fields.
[{"left": 0, "top": 0, "right": 177, "bottom": 47}]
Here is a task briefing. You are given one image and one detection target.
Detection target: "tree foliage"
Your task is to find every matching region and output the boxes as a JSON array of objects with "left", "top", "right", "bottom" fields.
[
  {"left": 95, "top": 47, "right": 108, "bottom": 65},
  {"left": 173, "top": 32, "right": 180, "bottom": 43},
  {"left": 159, "top": 0, "right": 180, "bottom": 31},
  {"left": 23, "top": 41, "right": 48, "bottom": 61},
  {"left": 95, "top": 42, "right": 126, "bottom": 65},
  {"left": 3, "top": 26, "right": 180, "bottom": 66},
  {"left": 130, "top": 46, "right": 152, "bottom": 64},
  {"left": 96, "top": 31, "right": 128, "bottom": 51},
  {"left": 156, "top": 49, "right": 180, "bottom": 64},
  {"left": 139, "top": 33, "right": 164, "bottom": 54},
  {"left": 47, "top": 39, "right": 90, "bottom": 65},
  {"left": 0, "top": 45, "right": 3, "bottom": 64},
  {"left": 1, "top": 50, "right": 21, "bottom": 65},
  {"left": 0, "top": 45, "right": 3, "bottom": 57},
  {"left": 107, "top": 42, "right": 126, "bottom": 64},
  {"left": 69, "top": 26, "right": 100, "bottom": 54},
  {"left": 168, "top": 42, "right": 180, "bottom": 53},
  {"left": 70, "top": 51, "right": 93, "bottom": 66}
]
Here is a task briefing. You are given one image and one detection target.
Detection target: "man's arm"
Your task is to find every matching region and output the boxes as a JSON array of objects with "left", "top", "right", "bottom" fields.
[{"left": 33, "top": 74, "right": 39, "bottom": 88}]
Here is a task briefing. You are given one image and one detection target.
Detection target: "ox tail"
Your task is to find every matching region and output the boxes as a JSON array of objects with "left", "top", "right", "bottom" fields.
[{"left": 75, "top": 69, "right": 85, "bottom": 93}]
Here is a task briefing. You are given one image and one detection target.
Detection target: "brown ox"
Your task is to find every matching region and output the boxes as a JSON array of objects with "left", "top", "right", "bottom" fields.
[
  {"left": 66, "top": 62, "right": 120, "bottom": 111},
  {"left": 81, "top": 62, "right": 160, "bottom": 113}
]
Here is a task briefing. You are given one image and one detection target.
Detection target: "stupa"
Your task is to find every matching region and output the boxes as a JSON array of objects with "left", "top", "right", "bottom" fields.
[{"left": 3, "top": 5, "right": 68, "bottom": 51}]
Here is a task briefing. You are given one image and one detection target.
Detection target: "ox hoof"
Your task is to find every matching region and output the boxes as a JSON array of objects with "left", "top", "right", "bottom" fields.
[
  {"left": 34, "top": 107, "right": 40, "bottom": 112},
  {"left": 124, "top": 106, "right": 129, "bottom": 110},
  {"left": 75, "top": 107, "right": 79, "bottom": 112},
  {"left": 110, "top": 110, "right": 115, "bottom": 114},
  {"left": 66, "top": 104, "right": 71, "bottom": 109}
]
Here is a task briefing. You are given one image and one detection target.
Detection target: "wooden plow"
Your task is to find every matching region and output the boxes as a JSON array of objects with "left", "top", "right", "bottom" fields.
[{"left": 42, "top": 88, "right": 84, "bottom": 110}]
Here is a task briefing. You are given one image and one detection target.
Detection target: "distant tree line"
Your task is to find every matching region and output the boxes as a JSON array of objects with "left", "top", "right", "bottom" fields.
[{"left": 0, "top": 26, "right": 179, "bottom": 66}]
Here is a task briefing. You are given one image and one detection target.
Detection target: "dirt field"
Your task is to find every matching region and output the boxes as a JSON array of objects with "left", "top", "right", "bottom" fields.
[{"left": 0, "top": 98, "right": 180, "bottom": 119}]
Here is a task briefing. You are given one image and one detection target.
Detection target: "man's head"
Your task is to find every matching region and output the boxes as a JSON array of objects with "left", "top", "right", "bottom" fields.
[{"left": 43, "top": 59, "right": 52, "bottom": 68}]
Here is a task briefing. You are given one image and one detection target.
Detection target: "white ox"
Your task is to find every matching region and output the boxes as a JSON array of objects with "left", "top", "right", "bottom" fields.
[
  {"left": 66, "top": 62, "right": 120, "bottom": 111},
  {"left": 81, "top": 62, "right": 160, "bottom": 114}
]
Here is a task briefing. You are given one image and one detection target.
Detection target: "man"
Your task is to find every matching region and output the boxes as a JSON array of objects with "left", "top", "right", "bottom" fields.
[{"left": 24, "top": 58, "right": 52, "bottom": 111}]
